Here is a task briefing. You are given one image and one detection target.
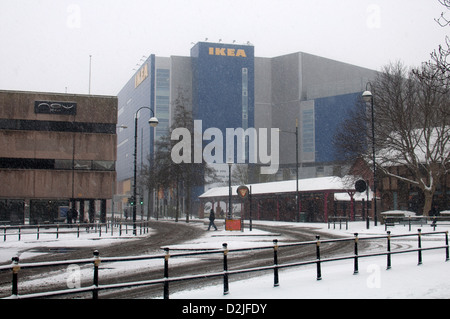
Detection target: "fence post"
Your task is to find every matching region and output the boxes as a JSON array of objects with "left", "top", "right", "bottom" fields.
[
  {"left": 273, "top": 239, "right": 279, "bottom": 287},
  {"left": 93, "top": 250, "right": 100, "bottom": 299},
  {"left": 445, "top": 231, "right": 449, "bottom": 262},
  {"left": 11, "top": 256, "right": 20, "bottom": 296},
  {"left": 223, "top": 243, "right": 229, "bottom": 295},
  {"left": 164, "top": 248, "right": 170, "bottom": 299},
  {"left": 316, "top": 236, "right": 322, "bottom": 280},
  {"left": 386, "top": 231, "right": 392, "bottom": 269},
  {"left": 353, "top": 233, "right": 359, "bottom": 274},
  {"left": 417, "top": 229, "right": 422, "bottom": 265}
]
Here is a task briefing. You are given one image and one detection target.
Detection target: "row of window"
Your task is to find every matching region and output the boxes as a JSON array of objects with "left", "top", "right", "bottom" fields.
[
  {"left": 0, "top": 158, "right": 115, "bottom": 171},
  {"left": 0, "top": 119, "right": 116, "bottom": 134}
]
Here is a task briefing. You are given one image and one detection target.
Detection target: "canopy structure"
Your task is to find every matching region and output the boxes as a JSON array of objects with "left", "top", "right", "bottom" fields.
[{"left": 199, "top": 176, "right": 375, "bottom": 222}]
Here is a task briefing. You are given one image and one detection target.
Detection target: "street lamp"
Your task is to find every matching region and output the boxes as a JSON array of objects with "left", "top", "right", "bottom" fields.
[
  {"left": 227, "top": 161, "right": 233, "bottom": 220},
  {"left": 278, "top": 119, "right": 300, "bottom": 222},
  {"left": 133, "top": 107, "right": 158, "bottom": 235},
  {"left": 362, "top": 86, "right": 377, "bottom": 226},
  {"left": 111, "top": 125, "right": 128, "bottom": 235}
]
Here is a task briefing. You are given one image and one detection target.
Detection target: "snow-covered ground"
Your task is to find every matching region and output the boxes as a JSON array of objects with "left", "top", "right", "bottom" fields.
[
  {"left": 1, "top": 219, "right": 449, "bottom": 299},
  {"left": 172, "top": 220, "right": 450, "bottom": 299},
  {"left": 0, "top": 226, "right": 153, "bottom": 264}
]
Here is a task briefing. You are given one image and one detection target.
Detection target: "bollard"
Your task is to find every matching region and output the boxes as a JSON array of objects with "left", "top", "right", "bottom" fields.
[
  {"left": 77, "top": 224, "right": 80, "bottom": 238},
  {"left": 386, "top": 231, "right": 392, "bottom": 269},
  {"left": 37, "top": 225, "right": 40, "bottom": 240},
  {"left": 18, "top": 228, "right": 21, "bottom": 241},
  {"left": 353, "top": 233, "right": 359, "bottom": 274},
  {"left": 56, "top": 224, "right": 59, "bottom": 239},
  {"left": 164, "top": 248, "right": 170, "bottom": 299},
  {"left": 11, "top": 256, "right": 20, "bottom": 296},
  {"left": 93, "top": 250, "right": 100, "bottom": 299},
  {"left": 316, "top": 236, "right": 322, "bottom": 280},
  {"left": 417, "top": 229, "right": 422, "bottom": 265},
  {"left": 445, "top": 231, "right": 449, "bottom": 262},
  {"left": 273, "top": 239, "right": 279, "bottom": 287},
  {"left": 223, "top": 243, "right": 229, "bottom": 295}
]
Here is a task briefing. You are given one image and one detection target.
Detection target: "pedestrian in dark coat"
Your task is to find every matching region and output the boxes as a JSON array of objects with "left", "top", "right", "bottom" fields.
[{"left": 207, "top": 209, "right": 218, "bottom": 231}]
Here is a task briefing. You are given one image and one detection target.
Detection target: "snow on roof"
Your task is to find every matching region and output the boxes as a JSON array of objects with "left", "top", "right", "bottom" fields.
[
  {"left": 334, "top": 190, "right": 374, "bottom": 202},
  {"left": 377, "top": 126, "right": 450, "bottom": 167},
  {"left": 199, "top": 176, "right": 358, "bottom": 199}
]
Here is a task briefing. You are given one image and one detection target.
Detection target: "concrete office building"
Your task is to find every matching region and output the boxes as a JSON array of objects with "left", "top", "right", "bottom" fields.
[
  {"left": 117, "top": 42, "right": 377, "bottom": 211},
  {"left": 0, "top": 90, "right": 117, "bottom": 224}
]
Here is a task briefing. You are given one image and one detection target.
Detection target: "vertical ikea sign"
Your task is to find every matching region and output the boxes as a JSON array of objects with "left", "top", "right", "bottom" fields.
[{"left": 135, "top": 63, "right": 148, "bottom": 88}]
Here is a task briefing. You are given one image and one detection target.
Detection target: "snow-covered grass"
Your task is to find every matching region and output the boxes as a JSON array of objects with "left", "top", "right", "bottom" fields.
[{"left": 1, "top": 219, "right": 449, "bottom": 299}]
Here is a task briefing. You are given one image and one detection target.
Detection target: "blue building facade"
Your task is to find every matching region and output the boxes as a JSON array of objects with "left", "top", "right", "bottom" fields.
[
  {"left": 191, "top": 42, "right": 255, "bottom": 163},
  {"left": 314, "top": 92, "right": 361, "bottom": 163},
  {"left": 117, "top": 55, "right": 171, "bottom": 183}
]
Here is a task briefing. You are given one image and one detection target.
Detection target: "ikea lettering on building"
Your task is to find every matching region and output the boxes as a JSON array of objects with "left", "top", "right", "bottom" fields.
[{"left": 208, "top": 47, "right": 247, "bottom": 57}]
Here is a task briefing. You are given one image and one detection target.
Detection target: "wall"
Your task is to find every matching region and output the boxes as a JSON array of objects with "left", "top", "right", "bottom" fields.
[{"left": 0, "top": 90, "right": 117, "bottom": 202}]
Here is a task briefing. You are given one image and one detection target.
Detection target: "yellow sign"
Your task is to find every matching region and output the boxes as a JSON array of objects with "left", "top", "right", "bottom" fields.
[
  {"left": 135, "top": 63, "right": 149, "bottom": 88},
  {"left": 208, "top": 47, "right": 247, "bottom": 58}
]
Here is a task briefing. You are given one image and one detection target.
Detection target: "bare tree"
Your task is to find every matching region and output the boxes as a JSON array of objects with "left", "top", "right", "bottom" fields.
[
  {"left": 334, "top": 62, "right": 449, "bottom": 215},
  {"left": 140, "top": 89, "right": 218, "bottom": 222},
  {"left": 420, "top": 0, "right": 450, "bottom": 88},
  {"left": 373, "top": 63, "right": 449, "bottom": 215}
]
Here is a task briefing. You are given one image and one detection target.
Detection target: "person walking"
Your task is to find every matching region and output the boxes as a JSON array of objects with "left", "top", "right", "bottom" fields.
[{"left": 207, "top": 208, "right": 218, "bottom": 231}]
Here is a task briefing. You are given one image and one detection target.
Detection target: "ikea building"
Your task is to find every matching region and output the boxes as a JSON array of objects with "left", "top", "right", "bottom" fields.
[{"left": 117, "top": 42, "right": 377, "bottom": 214}]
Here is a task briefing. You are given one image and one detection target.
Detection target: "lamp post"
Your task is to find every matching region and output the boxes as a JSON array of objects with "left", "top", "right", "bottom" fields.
[
  {"left": 278, "top": 119, "right": 300, "bottom": 222},
  {"left": 227, "top": 161, "right": 233, "bottom": 220},
  {"left": 362, "top": 86, "right": 377, "bottom": 226},
  {"left": 133, "top": 107, "right": 158, "bottom": 235},
  {"left": 112, "top": 125, "right": 128, "bottom": 235}
]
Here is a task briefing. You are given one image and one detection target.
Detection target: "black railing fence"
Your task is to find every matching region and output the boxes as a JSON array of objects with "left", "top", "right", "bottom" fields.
[
  {"left": 0, "top": 229, "right": 448, "bottom": 299},
  {"left": 383, "top": 215, "right": 450, "bottom": 231},
  {"left": 1, "top": 220, "right": 150, "bottom": 241}
]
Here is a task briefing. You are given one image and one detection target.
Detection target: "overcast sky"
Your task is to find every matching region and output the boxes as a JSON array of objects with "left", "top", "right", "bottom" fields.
[{"left": 0, "top": 0, "right": 448, "bottom": 96}]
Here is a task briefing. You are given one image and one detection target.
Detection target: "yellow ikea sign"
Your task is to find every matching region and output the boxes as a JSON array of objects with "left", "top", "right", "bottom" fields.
[
  {"left": 208, "top": 47, "right": 247, "bottom": 58},
  {"left": 135, "top": 63, "right": 149, "bottom": 88}
]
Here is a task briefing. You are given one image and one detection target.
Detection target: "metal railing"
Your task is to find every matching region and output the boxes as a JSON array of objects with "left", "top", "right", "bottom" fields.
[
  {"left": 383, "top": 215, "right": 450, "bottom": 231},
  {"left": 1, "top": 229, "right": 448, "bottom": 299},
  {"left": 0, "top": 220, "right": 150, "bottom": 241}
]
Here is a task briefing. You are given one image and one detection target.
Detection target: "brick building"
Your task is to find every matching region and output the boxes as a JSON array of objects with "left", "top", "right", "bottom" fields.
[{"left": 0, "top": 90, "right": 117, "bottom": 224}]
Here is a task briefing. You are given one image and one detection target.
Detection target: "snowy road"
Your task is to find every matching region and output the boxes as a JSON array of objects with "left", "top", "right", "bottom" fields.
[{"left": 0, "top": 220, "right": 353, "bottom": 298}]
